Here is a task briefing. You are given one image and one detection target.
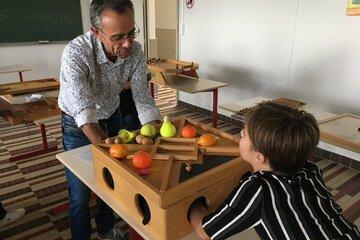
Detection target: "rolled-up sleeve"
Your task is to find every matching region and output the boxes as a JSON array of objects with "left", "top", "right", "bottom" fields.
[
  {"left": 58, "top": 44, "right": 98, "bottom": 127},
  {"left": 129, "top": 46, "right": 160, "bottom": 124}
]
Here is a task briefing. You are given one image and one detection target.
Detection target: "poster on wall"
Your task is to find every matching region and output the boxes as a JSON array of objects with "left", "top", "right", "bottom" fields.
[{"left": 347, "top": 0, "right": 360, "bottom": 16}]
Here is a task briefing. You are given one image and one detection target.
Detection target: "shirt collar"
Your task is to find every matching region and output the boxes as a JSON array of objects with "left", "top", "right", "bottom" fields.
[{"left": 94, "top": 34, "right": 109, "bottom": 65}]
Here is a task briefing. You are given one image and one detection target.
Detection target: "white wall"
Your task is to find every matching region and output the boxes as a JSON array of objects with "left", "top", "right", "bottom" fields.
[
  {"left": 178, "top": 0, "right": 360, "bottom": 116},
  {"left": 155, "top": 0, "right": 178, "bottom": 29}
]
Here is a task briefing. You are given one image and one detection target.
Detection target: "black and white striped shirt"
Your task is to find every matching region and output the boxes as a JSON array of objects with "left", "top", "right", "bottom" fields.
[{"left": 202, "top": 162, "right": 360, "bottom": 240}]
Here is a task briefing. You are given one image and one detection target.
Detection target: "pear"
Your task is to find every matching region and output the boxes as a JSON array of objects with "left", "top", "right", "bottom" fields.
[
  {"left": 118, "top": 129, "right": 136, "bottom": 143},
  {"left": 140, "top": 124, "right": 156, "bottom": 138},
  {"left": 160, "top": 115, "right": 176, "bottom": 137}
]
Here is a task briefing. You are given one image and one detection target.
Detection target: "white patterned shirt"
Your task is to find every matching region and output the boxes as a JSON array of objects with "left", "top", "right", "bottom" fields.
[{"left": 58, "top": 31, "right": 160, "bottom": 127}]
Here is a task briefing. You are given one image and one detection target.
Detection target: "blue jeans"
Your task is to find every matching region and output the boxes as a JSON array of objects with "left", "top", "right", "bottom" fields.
[{"left": 61, "top": 108, "right": 123, "bottom": 240}]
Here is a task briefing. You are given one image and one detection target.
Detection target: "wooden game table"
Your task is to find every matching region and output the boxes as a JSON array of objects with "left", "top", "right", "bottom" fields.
[
  {"left": 150, "top": 75, "right": 227, "bottom": 128},
  {"left": 0, "top": 89, "right": 60, "bottom": 161},
  {"left": 57, "top": 145, "right": 212, "bottom": 240},
  {"left": 57, "top": 147, "right": 251, "bottom": 240},
  {"left": 57, "top": 117, "right": 251, "bottom": 240}
]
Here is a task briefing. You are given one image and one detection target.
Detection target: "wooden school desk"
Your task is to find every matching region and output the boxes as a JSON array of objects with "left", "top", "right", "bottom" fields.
[
  {"left": 0, "top": 91, "right": 60, "bottom": 161},
  {"left": 0, "top": 64, "right": 31, "bottom": 82},
  {"left": 150, "top": 75, "right": 227, "bottom": 128}
]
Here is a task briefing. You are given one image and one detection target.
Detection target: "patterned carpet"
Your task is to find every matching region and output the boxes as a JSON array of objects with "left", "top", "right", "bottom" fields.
[{"left": 0, "top": 86, "right": 359, "bottom": 240}]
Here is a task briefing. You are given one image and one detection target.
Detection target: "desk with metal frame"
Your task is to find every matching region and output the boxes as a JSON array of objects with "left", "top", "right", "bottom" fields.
[
  {"left": 150, "top": 75, "right": 227, "bottom": 128},
  {"left": 0, "top": 91, "right": 59, "bottom": 161},
  {"left": 0, "top": 64, "right": 31, "bottom": 82}
]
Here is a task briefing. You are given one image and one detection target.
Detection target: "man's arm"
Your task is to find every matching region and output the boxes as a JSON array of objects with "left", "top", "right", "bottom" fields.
[
  {"left": 81, "top": 123, "right": 106, "bottom": 143},
  {"left": 129, "top": 44, "right": 161, "bottom": 125},
  {"left": 58, "top": 44, "right": 102, "bottom": 142}
]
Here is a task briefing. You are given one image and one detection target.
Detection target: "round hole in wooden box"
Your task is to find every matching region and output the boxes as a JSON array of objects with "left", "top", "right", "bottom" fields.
[
  {"left": 102, "top": 167, "right": 114, "bottom": 190},
  {"left": 187, "top": 196, "right": 209, "bottom": 222},
  {"left": 135, "top": 194, "right": 151, "bottom": 225}
]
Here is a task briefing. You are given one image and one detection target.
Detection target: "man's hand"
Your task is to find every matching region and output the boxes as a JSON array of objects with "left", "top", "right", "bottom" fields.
[{"left": 81, "top": 123, "right": 107, "bottom": 143}]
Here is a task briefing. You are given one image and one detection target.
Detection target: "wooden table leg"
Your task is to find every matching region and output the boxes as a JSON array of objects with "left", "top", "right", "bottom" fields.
[
  {"left": 212, "top": 89, "right": 218, "bottom": 128},
  {"left": 18, "top": 71, "right": 24, "bottom": 82},
  {"left": 9, "top": 123, "right": 58, "bottom": 162},
  {"left": 149, "top": 82, "right": 155, "bottom": 99}
]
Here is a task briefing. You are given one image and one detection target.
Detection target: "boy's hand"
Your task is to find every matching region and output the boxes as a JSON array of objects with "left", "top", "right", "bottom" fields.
[{"left": 189, "top": 202, "right": 211, "bottom": 240}]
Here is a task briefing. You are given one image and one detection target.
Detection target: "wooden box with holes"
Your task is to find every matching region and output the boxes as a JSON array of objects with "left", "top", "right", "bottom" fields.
[{"left": 91, "top": 117, "right": 251, "bottom": 240}]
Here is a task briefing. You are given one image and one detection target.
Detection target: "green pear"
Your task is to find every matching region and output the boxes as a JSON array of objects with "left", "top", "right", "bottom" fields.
[
  {"left": 140, "top": 124, "right": 156, "bottom": 138},
  {"left": 160, "top": 115, "right": 176, "bottom": 137},
  {"left": 118, "top": 129, "right": 136, "bottom": 143}
]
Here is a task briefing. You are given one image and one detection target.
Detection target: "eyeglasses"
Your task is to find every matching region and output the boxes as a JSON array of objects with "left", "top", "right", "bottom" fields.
[{"left": 97, "top": 25, "right": 140, "bottom": 44}]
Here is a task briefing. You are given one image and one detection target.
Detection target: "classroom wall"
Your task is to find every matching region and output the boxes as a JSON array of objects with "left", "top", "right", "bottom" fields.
[{"left": 178, "top": 0, "right": 360, "bottom": 116}]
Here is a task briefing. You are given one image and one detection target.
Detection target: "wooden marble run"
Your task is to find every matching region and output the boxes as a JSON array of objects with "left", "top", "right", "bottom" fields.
[
  {"left": 147, "top": 59, "right": 199, "bottom": 85},
  {"left": 91, "top": 117, "right": 250, "bottom": 240}
]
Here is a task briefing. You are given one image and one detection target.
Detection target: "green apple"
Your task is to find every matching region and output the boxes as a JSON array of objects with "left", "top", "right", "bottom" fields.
[
  {"left": 118, "top": 129, "right": 136, "bottom": 143},
  {"left": 140, "top": 124, "right": 156, "bottom": 138}
]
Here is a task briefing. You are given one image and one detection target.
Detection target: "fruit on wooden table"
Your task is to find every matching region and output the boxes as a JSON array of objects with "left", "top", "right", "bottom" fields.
[
  {"left": 135, "top": 135, "right": 145, "bottom": 144},
  {"left": 118, "top": 129, "right": 136, "bottom": 143},
  {"left": 198, "top": 133, "right": 219, "bottom": 147},
  {"left": 109, "top": 144, "right": 128, "bottom": 159},
  {"left": 141, "top": 137, "right": 153, "bottom": 145},
  {"left": 181, "top": 125, "right": 196, "bottom": 138},
  {"left": 133, "top": 151, "right": 152, "bottom": 169},
  {"left": 160, "top": 116, "right": 176, "bottom": 137},
  {"left": 114, "top": 136, "right": 122, "bottom": 144},
  {"left": 135, "top": 135, "right": 154, "bottom": 145},
  {"left": 105, "top": 138, "right": 113, "bottom": 144},
  {"left": 140, "top": 124, "right": 156, "bottom": 138}
]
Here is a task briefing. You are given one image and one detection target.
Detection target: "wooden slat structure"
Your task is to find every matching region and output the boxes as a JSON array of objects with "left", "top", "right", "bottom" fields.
[{"left": 91, "top": 117, "right": 250, "bottom": 240}]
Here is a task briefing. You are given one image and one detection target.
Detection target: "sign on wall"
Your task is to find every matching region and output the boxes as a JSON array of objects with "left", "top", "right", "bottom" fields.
[{"left": 347, "top": 0, "right": 360, "bottom": 16}]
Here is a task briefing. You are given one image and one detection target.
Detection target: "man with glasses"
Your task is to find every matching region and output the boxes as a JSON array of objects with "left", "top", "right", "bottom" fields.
[{"left": 58, "top": 0, "right": 160, "bottom": 239}]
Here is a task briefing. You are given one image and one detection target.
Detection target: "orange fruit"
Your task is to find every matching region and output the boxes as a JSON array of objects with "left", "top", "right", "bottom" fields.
[
  {"left": 181, "top": 125, "right": 196, "bottom": 138},
  {"left": 133, "top": 151, "right": 152, "bottom": 169},
  {"left": 109, "top": 144, "right": 128, "bottom": 159},
  {"left": 198, "top": 133, "right": 218, "bottom": 147}
]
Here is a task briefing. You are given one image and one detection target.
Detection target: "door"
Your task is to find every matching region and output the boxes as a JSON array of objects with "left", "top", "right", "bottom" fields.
[{"left": 133, "top": 0, "right": 147, "bottom": 52}]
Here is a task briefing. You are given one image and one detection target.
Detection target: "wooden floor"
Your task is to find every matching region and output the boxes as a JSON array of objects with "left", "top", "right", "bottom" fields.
[{"left": 0, "top": 86, "right": 359, "bottom": 239}]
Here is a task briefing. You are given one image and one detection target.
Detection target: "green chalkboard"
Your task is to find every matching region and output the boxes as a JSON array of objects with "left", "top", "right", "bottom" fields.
[{"left": 0, "top": 0, "right": 83, "bottom": 44}]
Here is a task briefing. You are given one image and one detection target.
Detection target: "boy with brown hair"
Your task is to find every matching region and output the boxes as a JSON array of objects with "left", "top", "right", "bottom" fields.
[{"left": 189, "top": 102, "right": 360, "bottom": 240}]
